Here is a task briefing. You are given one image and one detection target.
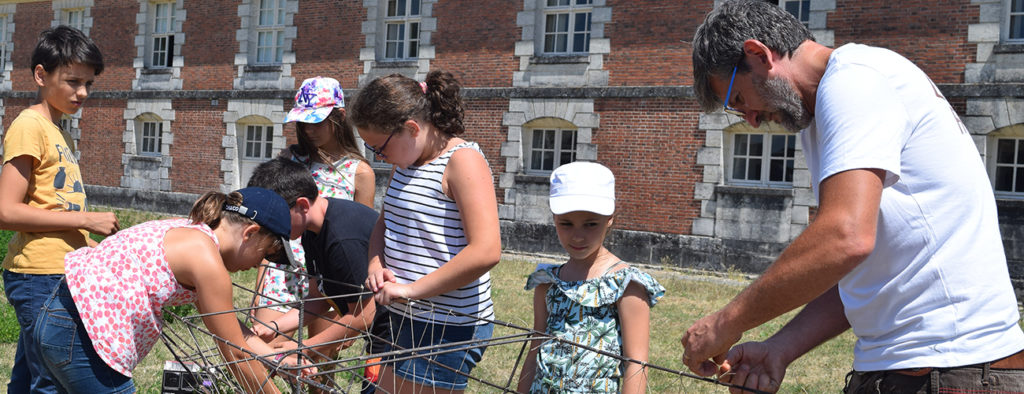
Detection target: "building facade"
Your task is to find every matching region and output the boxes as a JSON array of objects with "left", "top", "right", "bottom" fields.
[{"left": 0, "top": 0, "right": 1022, "bottom": 282}]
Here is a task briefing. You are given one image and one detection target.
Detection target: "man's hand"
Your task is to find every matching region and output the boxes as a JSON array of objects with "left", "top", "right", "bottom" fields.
[
  {"left": 719, "top": 341, "right": 789, "bottom": 394},
  {"left": 681, "top": 312, "right": 742, "bottom": 376}
]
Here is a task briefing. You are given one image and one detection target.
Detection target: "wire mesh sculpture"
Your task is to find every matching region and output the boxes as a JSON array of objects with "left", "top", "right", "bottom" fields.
[{"left": 158, "top": 261, "right": 771, "bottom": 394}]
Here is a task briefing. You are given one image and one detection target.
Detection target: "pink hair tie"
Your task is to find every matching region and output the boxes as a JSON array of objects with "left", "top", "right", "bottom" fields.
[{"left": 419, "top": 81, "right": 427, "bottom": 93}]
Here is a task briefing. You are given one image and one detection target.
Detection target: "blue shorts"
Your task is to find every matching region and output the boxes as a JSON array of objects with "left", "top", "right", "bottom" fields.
[{"left": 382, "top": 310, "right": 493, "bottom": 390}]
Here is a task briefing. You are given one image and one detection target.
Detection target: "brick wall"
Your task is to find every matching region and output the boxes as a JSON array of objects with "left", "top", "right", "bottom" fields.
[
  {"left": 79, "top": 98, "right": 127, "bottom": 187},
  {"left": 431, "top": 0, "right": 518, "bottom": 87},
  {"left": 594, "top": 98, "right": 703, "bottom": 234},
  {"left": 182, "top": 0, "right": 240, "bottom": 91},
  {"left": 831, "top": 0, "right": 978, "bottom": 84},
  {"left": 168, "top": 99, "right": 227, "bottom": 194},
  {"left": 12, "top": 2, "right": 54, "bottom": 91},
  {"left": 604, "top": 0, "right": 699, "bottom": 87},
  {"left": 291, "top": 0, "right": 364, "bottom": 87},
  {"left": 463, "top": 98, "right": 509, "bottom": 203}
]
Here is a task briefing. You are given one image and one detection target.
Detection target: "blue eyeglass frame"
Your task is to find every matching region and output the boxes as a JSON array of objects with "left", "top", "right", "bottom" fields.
[
  {"left": 723, "top": 65, "right": 745, "bottom": 117},
  {"left": 364, "top": 131, "right": 396, "bottom": 160}
]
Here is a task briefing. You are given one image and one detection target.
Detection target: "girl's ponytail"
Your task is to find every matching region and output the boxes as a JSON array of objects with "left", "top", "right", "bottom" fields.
[
  {"left": 424, "top": 70, "right": 465, "bottom": 136},
  {"left": 188, "top": 191, "right": 244, "bottom": 229},
  {"left": 349, "top": 70, "right": 464, "bottom": 136}
]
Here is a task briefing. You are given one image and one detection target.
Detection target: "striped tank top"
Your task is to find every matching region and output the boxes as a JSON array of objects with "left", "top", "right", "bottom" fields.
[{"left": 382, "top": 141, "right": 494, "bottom": 326}]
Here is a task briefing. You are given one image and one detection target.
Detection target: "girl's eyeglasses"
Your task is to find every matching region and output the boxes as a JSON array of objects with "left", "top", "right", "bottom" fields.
[
  {"left": 723, "top": 65, "right": 745, "bottom": 117},
  {"left": 364, "top": 131, "right": 395, "bottom": 159}
]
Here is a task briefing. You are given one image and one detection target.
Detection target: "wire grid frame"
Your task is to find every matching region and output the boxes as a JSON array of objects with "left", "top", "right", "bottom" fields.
[{"left": 158, "top": 261, "right": 771, "bottom": 394}]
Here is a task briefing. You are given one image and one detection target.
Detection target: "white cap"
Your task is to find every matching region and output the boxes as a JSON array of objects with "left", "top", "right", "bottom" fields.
[{"left": 549, "top": 161, "right": 615, "bottom": 216}]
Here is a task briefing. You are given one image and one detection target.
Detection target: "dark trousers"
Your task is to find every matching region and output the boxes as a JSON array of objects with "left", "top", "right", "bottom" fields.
[{"left": 845, "top": 359, "right": 1024, "bottom": 394}]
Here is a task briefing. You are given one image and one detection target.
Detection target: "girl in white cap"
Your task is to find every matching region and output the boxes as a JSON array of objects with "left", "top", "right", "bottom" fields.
[
  {"left": 517, "top": 161, "right": 665, "bottom": 394},
  {"left": 32, "top": 188, "right": 302, "bottom": 393}
]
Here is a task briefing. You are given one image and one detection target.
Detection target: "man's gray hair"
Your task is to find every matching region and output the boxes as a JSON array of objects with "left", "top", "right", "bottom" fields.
[{"left": 692, "top": 0, "right": 814, "bottom": 113}]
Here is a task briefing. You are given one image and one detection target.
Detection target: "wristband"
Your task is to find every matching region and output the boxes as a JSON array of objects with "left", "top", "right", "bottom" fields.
[{"left": 270, "top": 321, "right": 280, "bottom": 338}]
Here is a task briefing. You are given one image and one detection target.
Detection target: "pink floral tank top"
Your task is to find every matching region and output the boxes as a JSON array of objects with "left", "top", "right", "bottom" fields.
[{"left": 64, "top": 218, "right": 215, "bottom": 377}]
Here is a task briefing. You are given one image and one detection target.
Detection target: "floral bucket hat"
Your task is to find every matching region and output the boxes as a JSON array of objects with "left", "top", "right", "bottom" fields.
[{"left": 285, "top": 76, "right": 345, "bottom": 124}]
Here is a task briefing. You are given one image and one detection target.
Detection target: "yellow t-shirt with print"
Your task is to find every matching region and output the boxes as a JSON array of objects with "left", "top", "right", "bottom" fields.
[{"left": 1, "top": 109, "right": 90, "bottom": 274}]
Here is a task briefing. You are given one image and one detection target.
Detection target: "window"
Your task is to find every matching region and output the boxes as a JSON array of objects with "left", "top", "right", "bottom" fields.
[
  {"left": 59, "top": 115, "right": 72, "bottom": 132},
  {"left": 0, "top": 15, "right": 8, "bottom": 75},
  {"left": 242, "top": 124, "right": 273, "bottom": 160},
  {"left": 255, "top": 0, "right": 285, "bottom": 64},
  {"left": 542, "top": 0, "right": 592, "bottom": 55},
  {"left": 140, "top": 121, "right": 163, "bottom": 156},
  {"left": 1010, "top": 0, "right": 1024, "bottom": 42},
  {"left": 150, "top": 2, "right": 175, "bottom": 68},
  {"left": 384, "top": 0, "right": 420, "bottom": 59},
  {"left": 525, "top": 128, "right": 577, "bottom": 173},
  {"left": 62, "top": 8, "right": 84, "bottom": 31},
  {"left": 994, "top": 138, "right": 1024, "bottom": 193},
  {"left": 728, "top": 132, "right": 796, "bottom": 187},
  {"left": 778, "top": 0, "right": 810, "bottom": 27}
]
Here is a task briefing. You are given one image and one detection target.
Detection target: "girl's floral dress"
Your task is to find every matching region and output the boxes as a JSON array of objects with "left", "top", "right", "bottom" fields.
[{"left": 525, "top": 263, "right": 665, "bottom": 393}]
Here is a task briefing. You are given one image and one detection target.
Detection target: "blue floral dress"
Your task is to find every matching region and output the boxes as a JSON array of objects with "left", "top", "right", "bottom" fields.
[{"left": 525, "top": 263, "right": 666, "bottom": 393}]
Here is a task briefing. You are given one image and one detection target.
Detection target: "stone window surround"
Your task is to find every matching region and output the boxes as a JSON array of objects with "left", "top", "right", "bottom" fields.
[
  {"left": 61, "top": 110, "right": 83, "bottom": 160},
  {"left": 691, "top": 114, "right": 813, "bottom": 241},
  {"left": 133, "top": 0, "right": 185, "bottom": 91},
  {"left": 221, "top": 99, "right": 286, "bottom": 192},
  {"left": 498, "top": 98, "right": 598, "bottom": 220},
  {"left": 513, "top": 0, "right": 611, "bottom": 87},
  {"left": 234, "top": 0, "right": 297, "bottom": 90},
  {"left": 51, "top": 0, "right": 93, "bottom": 36},
  {"left": 122, "top": 99, "right": 174, "bottom": 191},
  {"left": 0, "top": 5, "right": 12, "bottom": 90},
  {"left": 359, "top": 0, "right": 437, "bottom": 87}
]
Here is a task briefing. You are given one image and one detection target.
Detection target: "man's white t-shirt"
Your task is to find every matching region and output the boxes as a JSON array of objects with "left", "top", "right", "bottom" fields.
[{"left": 802, "top": 43, "right": 1024, "bottom": 371}]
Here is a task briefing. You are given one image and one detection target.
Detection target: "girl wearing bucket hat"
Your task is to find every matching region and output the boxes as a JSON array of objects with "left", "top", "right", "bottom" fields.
[
  {"left": 32, "top": 188, "right": 305, "bottom": 393},
  {"left": 251, "top": 76, "right": 377, "bottom": 344},
  {"left": 517, "top": 162, "right": 665, "bottom": 394}
]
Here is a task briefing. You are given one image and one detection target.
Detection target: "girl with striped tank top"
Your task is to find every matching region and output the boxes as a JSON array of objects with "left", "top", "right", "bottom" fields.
[{"left": 350, "top": 71, "right": 501, "bottom": 393}]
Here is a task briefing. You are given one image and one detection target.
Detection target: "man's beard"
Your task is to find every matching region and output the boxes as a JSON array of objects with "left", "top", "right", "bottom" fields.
[{"left": 751, "top": 73, "right": 812, "bottom": 132}]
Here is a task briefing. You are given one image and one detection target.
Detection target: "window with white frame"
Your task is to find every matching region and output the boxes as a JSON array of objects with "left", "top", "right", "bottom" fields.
[
  {"left": 149, "top": 2, "right": 175, "bottom": 68},
  {"left": 242, "top": 124, "right": 274, "bottom": 160},
  {"left": 62, "top": 8, "right": 85, "bottom": 31},
  {"left": 383, "top": 0, "right": 420, "bottom": 60},
  {"left": 139, "top": 120, "right": 163, "bottom": 156},
  {"left": 777, "top": 0, "right": 810, "bottom": 27},
  {"left": 1009, "top": 0, "right": 1024, "bottom": 42},
  {"left": 60, "top": 115, "right": 72, "bottom": 132},
  {"left": 542, "top": 0, "right": 592, "bottom": 55},
  {"left": 727, "top": 132, "right": 796, "bottom": 187},
  {"left": 525, "top": 128, "right": 577, "bottom": 173},
  {"left": 994, "top": 137, "right": 1024, "bottom": 194},
  {"left": 255, "top": 0, "right": 285, "bottom": 64}
]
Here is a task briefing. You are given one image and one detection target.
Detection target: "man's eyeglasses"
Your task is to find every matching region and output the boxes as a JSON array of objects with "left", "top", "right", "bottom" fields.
[
  {"left": 723, "top": 65, "right": 745, "bottom": 117},
  {"left": 364, "top": 131, "right": 395, "bottom": 160}
]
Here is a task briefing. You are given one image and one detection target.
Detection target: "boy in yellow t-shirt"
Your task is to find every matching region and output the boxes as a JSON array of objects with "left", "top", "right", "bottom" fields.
[{"left": 0, "top": 26, "right": 119, "bottom": 393}]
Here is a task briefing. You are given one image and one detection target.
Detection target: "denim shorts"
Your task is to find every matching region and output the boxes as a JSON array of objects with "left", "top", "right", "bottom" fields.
[
  {"left": 382, "top": 311, "right": 493, "bottom": 390},
  {"left": 33, "top": 279, "right": 135, "bottom": 393}
]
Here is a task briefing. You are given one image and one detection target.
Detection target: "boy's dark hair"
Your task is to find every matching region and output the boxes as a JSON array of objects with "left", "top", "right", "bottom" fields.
[
  {"left": 247, "top": 157, "right": 318, "bottom": 207},
  {"left": 31, "top": 25, "right": 104, "bottom": 75}
]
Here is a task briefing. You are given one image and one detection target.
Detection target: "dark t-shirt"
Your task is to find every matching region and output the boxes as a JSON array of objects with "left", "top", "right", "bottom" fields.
[{"left": 302, "top": 198, "right": 378, "bottom": 315}]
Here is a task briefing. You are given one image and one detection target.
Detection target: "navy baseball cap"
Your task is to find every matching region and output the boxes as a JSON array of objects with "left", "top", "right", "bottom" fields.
[{"left": 224, "top": 187, "right": 292, "bottom": 239}]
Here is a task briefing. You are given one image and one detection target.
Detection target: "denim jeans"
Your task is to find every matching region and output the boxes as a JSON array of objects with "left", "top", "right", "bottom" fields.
[
  {"left": 33, "top": 279, "right": 134, "bottom": 393},
  {"left": 384, "top": 311, "right": 494, "bottom": 391},
  {"left": 4, "top": 270, "right": 64, "bottom": 394}
]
